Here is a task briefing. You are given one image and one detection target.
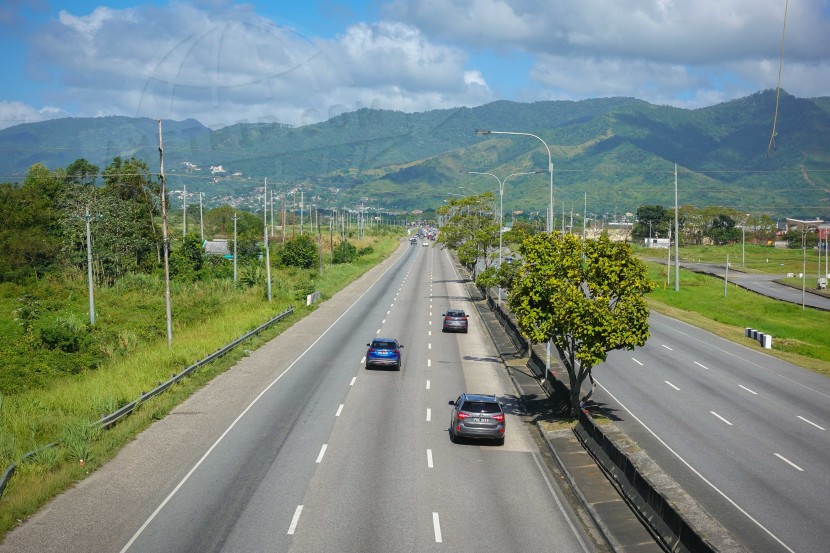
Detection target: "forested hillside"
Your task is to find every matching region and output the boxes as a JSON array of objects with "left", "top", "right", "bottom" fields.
[{"left": 1, "top": 90, "right": 827, "bottom": 218}]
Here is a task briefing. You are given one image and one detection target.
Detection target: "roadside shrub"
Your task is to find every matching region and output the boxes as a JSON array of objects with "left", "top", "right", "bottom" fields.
[
  {"left": 37, "top": 314, "right": 89, "bottom": 353},
  {"left": 332, "top": 240, "right": 357, "bottom": 264},
  {"left": 358, "top": 246, "right": 374, "bottom": 256},
  {"left": 280, "top": 235, "right": 318, "bottom": 268}
]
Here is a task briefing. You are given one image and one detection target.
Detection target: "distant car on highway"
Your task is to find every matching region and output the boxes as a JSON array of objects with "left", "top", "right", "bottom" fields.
[
  {"left": 422, "top": 241, "right": 429, "bottom": 247},
  {"left": 442, "top": 310, "right": 468, "bottom": 333},
  {"left": 448, "top": 393, "right": 505, "bottom": 445},
  {"left": 366, "top": 338, "right": 403, "bottom": 370},
  {"left": 409, "top": 237, "right": 417, "bottom": 244}
]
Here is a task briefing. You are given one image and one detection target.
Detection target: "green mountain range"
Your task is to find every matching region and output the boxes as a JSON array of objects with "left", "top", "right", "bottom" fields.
[{"left": 1, "top": 90, "right": 828, "bottom": 219}]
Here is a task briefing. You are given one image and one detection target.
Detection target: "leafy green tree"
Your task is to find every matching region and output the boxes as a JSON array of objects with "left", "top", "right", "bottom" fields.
[
  {"left": 633, "top": 205, "right": 669, "bottom": 240},
  {"left": 280, "top": 234, "right": 318, "bottom": 268},
  {"left": 708, "top": 214, "right": 741, "bottom": 245},
  {"left": 65, "top": 158, "right": 99, "bottom": 186},
  {"left": 0, "top": 164, "right": 65, "bottom": 281},
  {"left": 437, "top": 192, "right": 497, "bottom": 279},
  {"left": 508, "top": 233, "right": 655, "bottom": 417},
  {"left": 169, "top": 232, "right": 205, "bottom": 281}
]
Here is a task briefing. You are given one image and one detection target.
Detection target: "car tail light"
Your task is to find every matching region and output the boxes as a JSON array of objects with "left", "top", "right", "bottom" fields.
[
  {"left": 492, "top": 413, "right": 505, "bottom": 422},
  {"left": 456, "top": 411, "right": 470, "bottom": 419}
]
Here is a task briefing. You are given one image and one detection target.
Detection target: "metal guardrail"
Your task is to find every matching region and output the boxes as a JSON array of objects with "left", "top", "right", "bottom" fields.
[{"left": 0, "top": 306, "right": 294, "bottom": 499}]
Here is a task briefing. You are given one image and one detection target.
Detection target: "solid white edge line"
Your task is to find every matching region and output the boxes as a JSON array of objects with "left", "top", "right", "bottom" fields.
[
  {"left": 594, "top": 379, "right": 795, "bottom": 553},
  {"left": 797, "top": 416, "right": 826, "bottom": 430},
  {"left": 530, "top": 451, "right": 591, "bottom": 552},
  {"left": 119, "top": 242, "right": 409, "bottom": 553},
  {"left": 738, "top": 384, "right": 758, "bottom": 395},
  {"left": 426, "top": 408, "right": 431, "bottom": 422},
  {"left": 335, "top": 404, "right": 344, "bottom": 417},
  {"left": 774, "top": 453, "right": 804, "bottom": 472},
  {"left": 316, "top": 444, "right": 327, "bottom": 463},
  {"left": 427, "top": 449, "right": 433, "bottom": 468},
  {"left": 665, "top": 381, "right": 680, "bottom": 391},
  {"left": 632, "top": 358, "right": 643, "bottom": 366},
  {"left": 432, "top": 512, "right": 442, "bottom": 543},
  {"left": 694, "top": 361, "right": 710, "bottom": 370},
  {"left": 287, "top": 505, "right": 303, "bottom": 534},
  {"left": 710, "top": 411, "right": 733, "bottom": 426}
]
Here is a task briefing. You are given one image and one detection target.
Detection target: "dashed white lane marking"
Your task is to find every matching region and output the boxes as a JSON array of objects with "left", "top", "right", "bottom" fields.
[
  {"left": 797, "top": 416, "right": 826, "bottom": 430},
  {"left": 426, "top": 408, "right": 432, "bottom": 422},
  {"left": 428, "top": 343, "right": 432, "bottom": 349},
  {"left": 774, "top": 453, "right": 804, "bottom": 472},
  {"left": 428, "top": 359, "right": 432, "bottom": 367},
  {"left": 360, "top": 357, "right": 366, "bottom": 364},
  {"left": 426, "top": 380, "right": 431, "bottom": 390},
  {"left": 429, "top": 320, "right": 432, "bottom": 326},
  {"left": 429, "top": 330, "right": 432, "bottom": 336},
  {"left": 376, "top": 328, "right": 381, "bottom": 334},
  {"left": 738, "top": 385, "right": 758, "bottom": 395},
  {"left": 335, "top": 404, "right": 344, "bottom": 417},
  {"left": 350, "top": 377, "right": 356, "bottom": 386},
  {"left": 287, "top": 505, "right": 303, "bottom": 535},
  {"left": 390, "top": 303, "right": 394, "bottom": 307},
  {"left": 382, "top": 319, "right": 386, "bottom": 324},
  {"left": 432, "top": 513, "right": 442, "bottom": 543},
  {"left": 632, "top": 358, "right": 643, "bottom": 366},
  {"left": 387, "top": 310, "right": 391, "bottom": 315},
  {"left": 710, "top": 411, "right": 733, "bottom": 426},
  {"left": 316, "top": 444, "right": 327, "bottom": 463},
  {"left": 427, "top": 449, "right": 434, "bottom": 468},
  {"left": 694, "top": 361, "right": 710, "bottom": 370},
  {"left": 430, "top": 312, "right": 432, "bottom": 316},
  {"left": 665, "top": 381, "right": 680, "bottom": 391},
  {"left": 662, "top": 344, "right": 673, "bottom": 351}
]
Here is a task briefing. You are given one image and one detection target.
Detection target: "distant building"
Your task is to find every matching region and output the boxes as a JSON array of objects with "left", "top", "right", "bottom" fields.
[
  {"left": 644, "top": 238, "right": 670, "bottom": 249},
  {"left": 204, "top": 239, "right": 231, "bottom": 257}
]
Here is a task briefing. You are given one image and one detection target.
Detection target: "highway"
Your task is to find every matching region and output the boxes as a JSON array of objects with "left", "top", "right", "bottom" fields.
[
  {"left": 0, "top": 242, "right": 593, "bottom": 553},
  {"left": 593, "top": 311, "right": 830, "bottom": 553}
]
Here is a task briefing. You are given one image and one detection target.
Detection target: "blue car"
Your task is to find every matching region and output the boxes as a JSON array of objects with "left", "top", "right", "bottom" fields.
[{"left": 366, "top": 338, "right": 403, "bottom": 370}]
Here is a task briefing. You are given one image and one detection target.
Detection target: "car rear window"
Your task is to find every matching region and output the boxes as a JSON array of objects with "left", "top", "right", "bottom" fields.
[
  {"left": 460, "top": 401, "right": 501, "bottom": 413},
  {"left": 371, "top": 341, "right": 396, "bottom": 349},
  {"left": 446, "top": 311, "right": 465, "bottom": 317}
]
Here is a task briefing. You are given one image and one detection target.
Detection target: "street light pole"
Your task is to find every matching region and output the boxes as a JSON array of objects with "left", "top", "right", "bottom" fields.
[
  {"left": 466, "top": 170, "right": 543, "bottom": 307},
  {"left": 475, "top": 129, "right": 556, "bottom": 385}
]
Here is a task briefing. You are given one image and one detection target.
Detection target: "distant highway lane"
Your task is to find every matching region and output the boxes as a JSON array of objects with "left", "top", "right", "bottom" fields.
[
  {"left": 593, "top": 311, "right": 830, "bottom": 553},
  {"left": 0, "top": 242, "right": 593, "bottom": 553}
]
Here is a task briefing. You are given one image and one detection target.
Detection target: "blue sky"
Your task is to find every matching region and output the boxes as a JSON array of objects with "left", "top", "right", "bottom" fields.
[{"left": 1, "top": 0, "right": 828, "bottom": 130}]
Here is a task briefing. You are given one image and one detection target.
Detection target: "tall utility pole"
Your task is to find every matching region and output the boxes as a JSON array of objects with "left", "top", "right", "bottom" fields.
[
  {"left": 199, "top": 191, "right": 204, "bottom": 241},
  {"left": 674, "top": 164, "right": 680, "bottom": 291},
  {"left": 158, "top": 120, "right": 173, "bottom": 348},
  {"left": 300, "top": 191, "right": 304, "bottom": 235},
  {"left": 264, "top": 178, "right": 272, "bottom": 302},
  {"left": 233, "top": 209, "right": 238, "bottom": 284},
  {"left": 282, "top": 192, "right": 287, "bottom": 243},
  {"left": 85, "top": 207, "right": 95, "bottom": 325},
  {"left": 182, "top": 183, "right": 187, "bottom": 237},
  {"left": 270, "top": 189, "right": 275, "bottom": 238}
]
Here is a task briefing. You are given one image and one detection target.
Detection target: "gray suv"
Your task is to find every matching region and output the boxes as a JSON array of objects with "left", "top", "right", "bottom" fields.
[{"left": 448, "top": 393, "right": 505, "bottom": 445}]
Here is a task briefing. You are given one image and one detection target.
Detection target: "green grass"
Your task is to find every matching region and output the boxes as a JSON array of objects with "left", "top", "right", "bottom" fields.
[
  {"left": 646, "top": 261, "right": 830, "bottom": 373},
  {"left": 642, "top": 243, "right": 827, "bottom": 276},
  {"left": 0, "top": 233, "right": 401, "bottom": 537}
]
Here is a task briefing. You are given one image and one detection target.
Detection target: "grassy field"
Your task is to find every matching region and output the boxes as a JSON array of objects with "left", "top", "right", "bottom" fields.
[
  {"left": 0, "top": 234, "right": 402, "bottom": 537},
  {"left": 649, "top": 243, "right": 830, "bottom": 276},
  {"left": 646, "top": 261, "right": 830, "bottom": 375}
]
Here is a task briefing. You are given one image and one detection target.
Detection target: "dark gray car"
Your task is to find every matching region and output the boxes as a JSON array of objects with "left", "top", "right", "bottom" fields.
[{"left": 448, "top": 393, "right": 505, "bottom": 445}]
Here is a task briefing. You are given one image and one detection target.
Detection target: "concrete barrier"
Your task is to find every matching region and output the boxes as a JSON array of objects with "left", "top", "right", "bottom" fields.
[
  {"left": 306, "top": 291, "right": 321, "bottom": 306},
  {"left": 745, "top": 327, "right": 772, "bottom": 349}
]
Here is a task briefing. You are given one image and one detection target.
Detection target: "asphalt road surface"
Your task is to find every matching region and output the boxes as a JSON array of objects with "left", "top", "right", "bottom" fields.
[
  {"left": 593, "top": 311, "right": 830, "bottom": 553},
  {"left": 1, "top": 241, "right": 593, "bottom": 553}
]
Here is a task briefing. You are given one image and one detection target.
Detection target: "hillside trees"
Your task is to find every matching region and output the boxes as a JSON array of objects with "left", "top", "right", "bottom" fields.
[{"left": 508, "top": 233, "right": 654, "bottom": 417}]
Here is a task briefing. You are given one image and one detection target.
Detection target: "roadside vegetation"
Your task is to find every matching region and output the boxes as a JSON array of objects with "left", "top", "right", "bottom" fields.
[{"left": 0, "top": 156, "right": 406, "bottom": 537}]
